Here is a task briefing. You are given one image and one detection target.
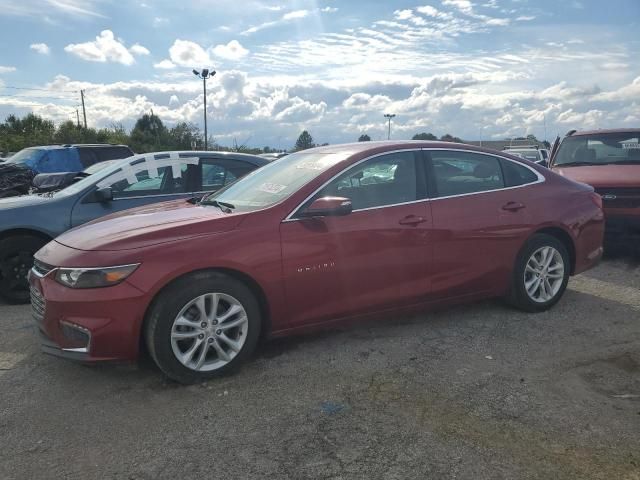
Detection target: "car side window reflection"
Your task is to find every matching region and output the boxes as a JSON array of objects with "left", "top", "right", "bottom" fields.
[
  {"left": 431, "top": 151, "right": 505, "bottom": 197},
  {"left": 314, "top": 151, "right": 418, "bottom": 211},
  {"left": 106, "top": 164, "right": 189, "bottom": 199}
]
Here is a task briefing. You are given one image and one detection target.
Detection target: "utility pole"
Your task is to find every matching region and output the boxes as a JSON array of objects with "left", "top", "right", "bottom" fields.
[
  {"left": 80, "top": 90, "right": 87, "bottom": 128},
  {"left": 543, "top": 114, "right": 547, "bottom": 143},
  {"left": 76, "top": 109, "right": 80, "bottom": 128},
  {"left": 193, "top": 68, "right": 216, "bottom": 150},
  {"left": 384, "top": 113, "right": 396, "bottom": 140}
]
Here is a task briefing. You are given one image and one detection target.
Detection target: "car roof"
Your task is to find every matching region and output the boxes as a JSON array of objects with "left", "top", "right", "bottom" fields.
[
  {"left": 298, "top": 140, "right": 521, "bottom": 158},
  {"left": 569, "top": 128, "right": 640, "bottom": 137},
  {"left": 28, "top": 144, "right": 131, "bottom": 150}
]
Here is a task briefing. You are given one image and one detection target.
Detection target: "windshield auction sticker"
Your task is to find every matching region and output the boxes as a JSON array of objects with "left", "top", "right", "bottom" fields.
[
  {"left": 258, "top": 182, "right": 287, "bottom": 194},
  {"left": 622, "top": 142, "right": 640, "bottom": 149}
]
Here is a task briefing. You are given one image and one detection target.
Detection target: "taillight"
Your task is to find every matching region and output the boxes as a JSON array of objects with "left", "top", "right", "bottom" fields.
[{"left": 590, "top": 192, "right": 603, "bottom": 210}]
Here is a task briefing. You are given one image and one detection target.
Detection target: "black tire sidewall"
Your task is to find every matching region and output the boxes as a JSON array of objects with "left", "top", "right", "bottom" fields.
[
  {"left": 511, "top": 234, "right": 570, "bottom": 312},
  {"left": 0, "top": 235, "right": 47, "bottom": 303},
  {"left": 145, "top": 272, "right": 261, "bottom": 384}
]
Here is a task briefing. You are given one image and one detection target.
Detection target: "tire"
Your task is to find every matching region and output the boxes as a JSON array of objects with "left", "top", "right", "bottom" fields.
[
  {"left": 506, "top": 233, "right": 571, "bottom": 313},
  {"left": 0, "top": 235, "right": 48, "bottom": 304},
  {"left": 145, "top": 271, "right": 262, "bottom": 384}
]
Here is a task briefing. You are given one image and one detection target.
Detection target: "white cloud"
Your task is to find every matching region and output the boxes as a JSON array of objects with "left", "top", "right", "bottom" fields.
[
  {"left": 282, "top": 9, "right": 309, "bottom": 20},
  {"left": 168, "top": 39, "right": 212, "bottom": 67},
  {"left": 321, "top": 7, "right": 338, "bottom": 13},
  {"left": 130, "top": 43, "right": 150, "bottom": 56},
  {"left": 64, "top": 30, "right": 137, "bottom": 65},
  {"left": 516, "top": 16, "right": 536, "bottom": 21},
  {"left": 154, "top": 59, "right": 176, "bottom": 69},
  {"left": 0, "top": 66, "right": 16, "bottom": 74},
  {"left": 212, "top": 40, "right": 249, "bottom": 60},
  {"left": 153, "top": 17, "right": 169, "bottom": 27},
  {"left": 30, "top": 43, "right": 50, "bottom": 55},
  {"left": 0, "top": 0, "right": 106, "bottom": 19}
]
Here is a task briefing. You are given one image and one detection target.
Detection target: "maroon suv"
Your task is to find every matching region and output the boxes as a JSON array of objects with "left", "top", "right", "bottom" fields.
[{"left": 551, "top": 129, "right": 640, "bottom": 240}]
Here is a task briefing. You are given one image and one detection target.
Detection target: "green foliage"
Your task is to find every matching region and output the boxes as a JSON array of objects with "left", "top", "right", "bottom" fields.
[
  {"left": 294, "top": 130, "right": 315, "bottom": 151},
  {"left": 440, "top": 133, "right": 463, "bottom": 143},
  {"left": 358, "top": 134, "right": 371, "bottom": 142},
  {"left": 412, "top": 132, "right": 437, "bottom": 141}
]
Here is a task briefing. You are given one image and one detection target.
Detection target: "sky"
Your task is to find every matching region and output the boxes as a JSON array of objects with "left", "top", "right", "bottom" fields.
[{"left": 0, "top": 0, "right": 639, "bottom": 149}]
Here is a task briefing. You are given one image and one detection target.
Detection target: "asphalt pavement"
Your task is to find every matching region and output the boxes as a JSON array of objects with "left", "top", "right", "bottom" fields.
[{"left": 1, "top": 254, "right": 639, "bottom": 479}]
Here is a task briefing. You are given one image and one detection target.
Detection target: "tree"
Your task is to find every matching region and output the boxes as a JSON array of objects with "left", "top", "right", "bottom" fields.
[
  {"left": 130, "top": 113, "right": 170, "bottom": 152},
  {"left": 294, "top": 130, "right": 315, "bottom": 151},
  {"left": 412, "top": 132, "right": 437, "bottom": 141},
  {"left": 358, "top": 134, "right": 371, "bottom": 142},
  {"left": 440, "top": 134, "right": 463, "bottom": 143},
  {"left": 168, "top": 122, "right": 202, "bottom": 150}
]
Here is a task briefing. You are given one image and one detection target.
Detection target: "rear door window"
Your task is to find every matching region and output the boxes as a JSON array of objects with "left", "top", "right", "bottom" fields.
[
  {"left": 199, "top": 158, "right": 256, "bottom": 192},
  {"left": 94, "top": 147, "right": 133, "bottom": 162},
  {"left": 430, "top": 151, "right": 505, "bottom": 197}
]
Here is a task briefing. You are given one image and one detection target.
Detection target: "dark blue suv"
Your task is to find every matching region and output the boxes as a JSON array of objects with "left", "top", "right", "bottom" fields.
[{"left": 0, "top": 144, "right": 134, "bottom": 197}]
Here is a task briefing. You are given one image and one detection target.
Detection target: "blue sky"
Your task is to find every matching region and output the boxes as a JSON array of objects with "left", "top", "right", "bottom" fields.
[{"left": 0, "top": 0, "right": 639, "bottom": 148}]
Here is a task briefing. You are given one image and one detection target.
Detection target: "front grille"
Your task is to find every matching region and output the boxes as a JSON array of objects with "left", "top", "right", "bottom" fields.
[
  {"left": 32, "top": 259, "right": 55, "bottom": 277},
  {"left": 30, "top": 286, "right": 45, "bottom": 323},
  {"left": 595, "top": 188, "right": 640, "bottom": 209}
]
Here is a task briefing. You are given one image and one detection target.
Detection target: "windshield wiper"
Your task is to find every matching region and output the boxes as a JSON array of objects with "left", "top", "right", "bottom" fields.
[
  {"left": 199, "top": 199, "right": 236, "bottom": 213},
  {"left": 554, "top": 161, "right": 600, "bottom": 167},
  {"left": 600, "top": 160, "right": 640, "bottom": 165}
]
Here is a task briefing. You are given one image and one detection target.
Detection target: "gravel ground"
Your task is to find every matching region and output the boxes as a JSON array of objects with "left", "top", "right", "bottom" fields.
[{"left": 1, "top": 254, "right": 639, "bottom": 480}]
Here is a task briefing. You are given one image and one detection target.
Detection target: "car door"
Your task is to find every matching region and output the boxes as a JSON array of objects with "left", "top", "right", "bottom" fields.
[
  {"left": 280, "top": 150, "right": 434, "bottom": 327},
  {"left": 426, "top": 149, "right": 536, "bottom": 299},
  {"left": 70, "top": 153, "right": 197, "bottom": 228}
]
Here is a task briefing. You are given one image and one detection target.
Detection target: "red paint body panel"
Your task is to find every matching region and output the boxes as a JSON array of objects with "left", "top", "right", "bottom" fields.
[{"left": 31, "top": 141, "right": 605, "bottom": 363}]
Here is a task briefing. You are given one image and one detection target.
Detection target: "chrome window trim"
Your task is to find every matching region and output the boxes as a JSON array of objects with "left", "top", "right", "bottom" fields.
[{"left": 282, "top": 147, "right": 545, "bottom": 222}]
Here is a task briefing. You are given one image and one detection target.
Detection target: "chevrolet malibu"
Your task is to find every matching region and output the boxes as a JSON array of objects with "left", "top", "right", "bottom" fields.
[{"left": 30, "top": 141, "right": 604, "bottom": 383}]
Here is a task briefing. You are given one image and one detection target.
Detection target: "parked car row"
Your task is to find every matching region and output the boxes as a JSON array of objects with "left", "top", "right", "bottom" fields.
[
  {"left": 0, "top": 151, "right": 268, "bottom": 302},
  {"left": 26, "top": 140, "right": 606, "bottom": 383}
]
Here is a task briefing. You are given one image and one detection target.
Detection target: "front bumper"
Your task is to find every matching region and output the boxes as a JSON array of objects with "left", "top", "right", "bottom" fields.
[{"left": 29, "top": 269, "right": 149, "bottom": 363}]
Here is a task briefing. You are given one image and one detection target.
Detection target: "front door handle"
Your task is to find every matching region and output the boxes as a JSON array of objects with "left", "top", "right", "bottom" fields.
[
  {"left": 399, "top": 215, "right": 427, "bottom": 226},
  {"left": 502, "top": 201, "right": 526, "bottom": 212}
]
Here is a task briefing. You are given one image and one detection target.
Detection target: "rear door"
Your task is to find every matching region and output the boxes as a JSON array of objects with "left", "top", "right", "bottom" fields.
[
  {"left": 70, "top": 153, "right": 197, "bottom": 227},
  {"left": 426, "top": 149, "right": 536, "bottom": 298},
  {"left": 280, "top": 150, "right": 434, "bottom": 326}
]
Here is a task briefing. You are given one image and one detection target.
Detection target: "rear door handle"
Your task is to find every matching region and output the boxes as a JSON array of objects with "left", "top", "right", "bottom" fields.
[
  {"left": 502, "top": 201, "right": 526, "bottom": 212},
  {"left": 399, "top": 215, "right": 427, "bottom": 226}
]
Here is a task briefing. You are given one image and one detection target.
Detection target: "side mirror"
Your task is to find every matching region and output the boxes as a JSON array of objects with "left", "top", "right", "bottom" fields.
[
  {"left": 92, "top": 186, "right": 113, "bottom": 203},
  {"left": 300, "top": 196, "right": 352, "bottom": 218}
]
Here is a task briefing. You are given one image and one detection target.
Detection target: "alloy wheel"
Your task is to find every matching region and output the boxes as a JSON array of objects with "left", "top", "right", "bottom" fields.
[
  {"left": 170, "top": 292, "right": 248, "bottom": 372},
  {"left": 523, "top": 246, "right": 565, "bottom": 303}
]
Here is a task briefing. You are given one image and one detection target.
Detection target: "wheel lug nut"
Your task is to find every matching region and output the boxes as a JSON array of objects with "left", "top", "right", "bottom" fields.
[
  {"left": 201, "top": 322, "right": 207, "bottom": 328},
  {"left": 213, "top": 320, "right": 218, "bottom": 325},
  {"left": 216, "top": 329, "right": 222, "bottom": 335},
  {"left": 208, "top": 337, "right": 214, "bottom": 343},
  {"left": 198, "top": 333, "right": 204, "bottom": 339}
]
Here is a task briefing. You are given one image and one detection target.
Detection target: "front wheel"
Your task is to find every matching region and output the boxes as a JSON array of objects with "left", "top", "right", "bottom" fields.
[
  {"left": 145, "top": 271, "right": 262, "bottom": 383},
  {"left": 507, "top": 233, "right": 571, "bottom": 312},
  {"left": 0, "top": 235, "right": 47, "bottom": 304}
]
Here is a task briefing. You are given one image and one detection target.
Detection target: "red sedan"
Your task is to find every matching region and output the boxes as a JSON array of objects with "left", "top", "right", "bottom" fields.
[{"left": 30, "top": 141, "right": 604, "bottom": 383}]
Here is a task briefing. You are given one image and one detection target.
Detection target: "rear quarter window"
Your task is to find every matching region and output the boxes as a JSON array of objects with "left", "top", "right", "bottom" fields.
[{"left": 501, "top": 159, "right": 539, "bottom": 187}]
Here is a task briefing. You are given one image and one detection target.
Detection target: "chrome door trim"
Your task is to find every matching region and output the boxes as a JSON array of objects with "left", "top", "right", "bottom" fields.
[{"left": 282, "top": 147, "right": 546, "bottom": 222}]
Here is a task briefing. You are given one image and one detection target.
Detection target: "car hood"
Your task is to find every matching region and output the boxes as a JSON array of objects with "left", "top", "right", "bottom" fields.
[
  {"left": 56, "top": 199, "right": 245, "bottom": 252},
  {"left": 0, "top": 194, "right": 52, "bottom": 210},
  {"left": 553, "top": 164, "right": 640, "bottom": 188}
]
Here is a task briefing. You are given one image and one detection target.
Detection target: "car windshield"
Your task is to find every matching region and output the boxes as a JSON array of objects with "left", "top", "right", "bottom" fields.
[
  {"left": 5, "top": 148, "right": 44, "bottom": 165},
  {"left": 554, "top": 132, "right": 640, "bottom": 166},
  {"left": 204, "top": 151, "right": 350, "bottom": 212},
  {"left": 52, "top": 157, "right": 131, "bottom": 198}
]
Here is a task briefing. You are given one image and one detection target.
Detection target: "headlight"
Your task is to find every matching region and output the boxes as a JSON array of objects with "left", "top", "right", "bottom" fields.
[{"left": 55, "top": 264, "right": 140, "bottom": 289}]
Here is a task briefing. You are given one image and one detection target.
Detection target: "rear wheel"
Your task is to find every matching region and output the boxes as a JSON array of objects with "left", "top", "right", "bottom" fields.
[
  {"left": 507, "top": 233, "right": 570, "bottom": 312},
  {"left": 145, "top": 271, "right": 261, "bottom": 384},
  {"left": 0, "top": 235, "right": 47, "bottom": 304}
]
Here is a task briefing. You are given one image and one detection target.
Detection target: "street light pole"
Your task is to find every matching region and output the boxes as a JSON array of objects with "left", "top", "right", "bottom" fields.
[
  {"left": 193, "top": 68, "right": 216, "bottom": 150},
  {"left": 384, "top": 113, "right": 396, "bottom": 140}
]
